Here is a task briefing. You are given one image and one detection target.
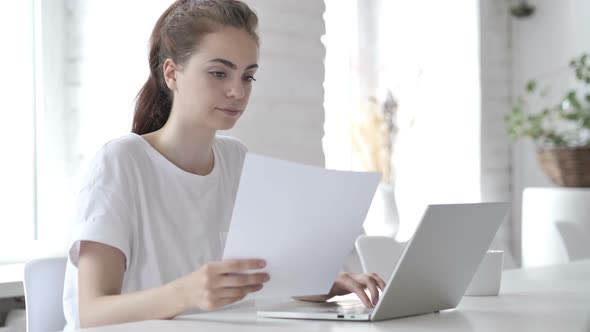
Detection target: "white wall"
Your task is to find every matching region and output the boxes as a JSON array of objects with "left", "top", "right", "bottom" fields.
[
  {"left": 475, "top": 0, "right": 590, "bottom": 266},
  {"left": 224, "top": 0, "right": 326, "bottom": 166},
  {"left": 479, "top": 0, "right": 515, "bottom": 266},
  {"left": 511, "top": 0, "right": 590, "bottom": 264}
]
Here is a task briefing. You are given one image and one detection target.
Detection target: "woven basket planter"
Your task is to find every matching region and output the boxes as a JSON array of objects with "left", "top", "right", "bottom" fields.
[{"left": 537, "top": 147, "right": 590, "bottom": 187}]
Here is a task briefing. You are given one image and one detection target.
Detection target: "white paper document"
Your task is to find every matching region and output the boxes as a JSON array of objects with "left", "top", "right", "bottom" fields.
[{"left": 223, "top": 153, "right": 380, "bottom": 299}]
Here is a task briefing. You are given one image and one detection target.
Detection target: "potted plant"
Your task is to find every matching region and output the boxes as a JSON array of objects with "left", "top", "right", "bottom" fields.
[
  {"left": 351, "top": 90, "right": 402, "bottom": 236},
  {"left": 504, "top": 53, "right": 590, "bottom": 187}
]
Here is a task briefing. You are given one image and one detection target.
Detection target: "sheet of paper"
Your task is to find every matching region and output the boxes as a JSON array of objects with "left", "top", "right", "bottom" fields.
[{"left": 223, "top": 153, "right": 380, "bottom": 299}]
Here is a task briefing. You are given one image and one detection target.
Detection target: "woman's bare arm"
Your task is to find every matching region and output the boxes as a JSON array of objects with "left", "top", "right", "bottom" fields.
[
  {"left": 77, "top": 241, "right": 269, "bottom": 328},
  {"left": 78, "top": 241, "right": 188, "bottom": 327}
]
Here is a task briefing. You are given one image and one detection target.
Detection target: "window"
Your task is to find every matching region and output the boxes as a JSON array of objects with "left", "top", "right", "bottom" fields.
[
  {"left": 323, "top": 1, "right": 482, "bottom": 241},
  {"left": 0, "top": 1, "right": 36, "bottom": 242},
  {"left": 0, "top": 1, "right": 174, "bottom": 263},
  {"left": 322, "top": 0, "right": 358, "bottom": 172}
]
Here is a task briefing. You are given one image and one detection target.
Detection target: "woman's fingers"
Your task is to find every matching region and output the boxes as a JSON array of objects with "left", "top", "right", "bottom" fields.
[
  {"left": 369, "top": 272, "right": 387, "bottom": 291},
  {"left": 341, "top": 274, "right": 373, "bottom": 308},
  {"left": 210, "top": 259, "right": 266, "bottom": 274},
  {"left": 194, "top": 259, "right": 268, "bottom": 311},
  {"left": 334, "top": 272, "right": 388, "bottom": 307},
  {"left": 216, "top": 272, "right": 269, "bottom": 288},
  {"left": 353, "top": 274, "right": 380, "bottom": 306}
]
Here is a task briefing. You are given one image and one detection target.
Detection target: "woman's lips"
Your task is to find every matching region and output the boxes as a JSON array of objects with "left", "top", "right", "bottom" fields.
[{"left": 216, "top": 107, "right": 242, "bottom": 116}]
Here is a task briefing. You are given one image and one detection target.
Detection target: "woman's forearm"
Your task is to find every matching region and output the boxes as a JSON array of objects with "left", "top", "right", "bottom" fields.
[{"left": 79, "top": 277, "right": 189, "bottom": 328}]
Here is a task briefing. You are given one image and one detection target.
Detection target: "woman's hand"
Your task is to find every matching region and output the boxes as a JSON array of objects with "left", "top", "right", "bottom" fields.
[
  {"left": 327, "top": 272, "right": 386, "bottom": 308},
  {"left": 181, "top": 259, "right": 270, "bottom": 310}
]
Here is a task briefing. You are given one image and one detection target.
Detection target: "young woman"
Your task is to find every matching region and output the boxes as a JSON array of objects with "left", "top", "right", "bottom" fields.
[{"left": 62, "top": 0, "right": 385, "bottom": 329}]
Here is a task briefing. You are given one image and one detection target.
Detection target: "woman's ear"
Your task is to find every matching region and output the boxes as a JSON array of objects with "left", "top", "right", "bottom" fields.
[{"left": 163, "top": 58, "right": 178, "bottom": 91}]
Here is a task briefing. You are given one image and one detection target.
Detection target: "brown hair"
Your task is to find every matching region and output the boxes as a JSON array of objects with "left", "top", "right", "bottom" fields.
[{"left": 132, "top": 0, "right": 259, "bottom": 135}]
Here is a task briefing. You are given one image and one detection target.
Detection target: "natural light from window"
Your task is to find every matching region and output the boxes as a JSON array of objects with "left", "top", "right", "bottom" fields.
[
  {"left": 323, "top": 0, "right": 482, "bottom": 241},
  {"left": 0, "top": 1, "right": 36, "bottom": 243}
]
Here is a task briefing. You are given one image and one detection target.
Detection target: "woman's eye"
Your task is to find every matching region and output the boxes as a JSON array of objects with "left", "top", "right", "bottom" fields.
[
  {"left": 243, "top": 76, "right": 257, "bottom": 82},
  {"left": 209, "top": 71, "right": 226, "bottom": 79}
]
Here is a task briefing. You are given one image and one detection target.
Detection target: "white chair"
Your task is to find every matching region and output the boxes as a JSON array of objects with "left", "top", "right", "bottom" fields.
[
  {"left": 354, "top": 235, "right": 405, "bottom": 281},
  {"left": 522, "top": 187, "right": 590, "bottom": 267},
  {"left": 23, "top": 257, "right": 67, "bottom": 332}
]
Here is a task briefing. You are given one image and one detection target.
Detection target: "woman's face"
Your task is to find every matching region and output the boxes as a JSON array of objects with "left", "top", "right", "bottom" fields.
[{"left": 165, "top": 26, "right": 259, "bottom": 131}]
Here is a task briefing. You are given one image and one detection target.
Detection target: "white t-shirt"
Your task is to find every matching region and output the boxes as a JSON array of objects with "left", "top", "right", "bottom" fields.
[{"left": 62, "top": 133, "right": 247, "bottom": 330}]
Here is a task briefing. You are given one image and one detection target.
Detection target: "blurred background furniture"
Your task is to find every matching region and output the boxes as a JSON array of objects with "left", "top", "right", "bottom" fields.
[
  {"left": 355, "top": 235, "right": 406, "bottom": 281},
  {"left": 23, "top": 257, "right": 67, "bottom": 332},
  {"left": 521, "top": 187, "right": 590, "bottom": 267}
]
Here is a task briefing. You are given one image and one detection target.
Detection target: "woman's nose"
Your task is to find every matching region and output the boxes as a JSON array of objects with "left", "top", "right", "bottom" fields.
[{"left": 226, "top": 80, "right": 246, "bottom": 99}]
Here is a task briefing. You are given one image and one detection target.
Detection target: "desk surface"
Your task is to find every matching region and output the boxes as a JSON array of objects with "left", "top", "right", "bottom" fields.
[
  {"left": 76, "top": 260, "right": 590, "bottom": 332},
  {"left": 0, "top": 263, "right": 24, "bottom": 298}
]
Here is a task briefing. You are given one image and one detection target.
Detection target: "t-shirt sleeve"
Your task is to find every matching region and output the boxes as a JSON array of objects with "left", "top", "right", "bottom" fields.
[
  {"left": 68, "top": 185, "right": 133, "bottom": 270},
  {"left": 234, "top": 138, "right": 248, "bottom": 158},
  {"left": 68, "top": 143, "right": 135, "bottom": 270},
  {"left": 218, "top": 135, "right": 248, "bottom": 177}
]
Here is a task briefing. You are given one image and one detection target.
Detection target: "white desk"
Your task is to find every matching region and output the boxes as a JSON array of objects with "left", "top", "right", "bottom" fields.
[
  {"left": 0, "top": 264, "right": 24, "bottom": 298},
  {"left": 74, "top": 260, "right": 590, "bottom": 331}
]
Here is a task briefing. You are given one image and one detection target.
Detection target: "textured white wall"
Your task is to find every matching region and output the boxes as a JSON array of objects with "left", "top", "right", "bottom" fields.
[
  {"left": 223, "top": 0, "right": 326, "bottom": 166},
  {"left": 510, "top": 0, "right": 590, "bottom": 265},
  {"left": 479, "top": 0, "right": 515, "bottom": 266},
  {"left": 478, "top": 0, "right": 590, "bottom": 266}
]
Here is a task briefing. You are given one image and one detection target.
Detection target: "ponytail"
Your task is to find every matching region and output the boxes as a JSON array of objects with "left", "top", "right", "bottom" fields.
[
  {"left": 132, "top": 74, "right": 172, "bottom": 135},
  {"left": 132, "top": 3, "right": 176, "bottom": 135}
]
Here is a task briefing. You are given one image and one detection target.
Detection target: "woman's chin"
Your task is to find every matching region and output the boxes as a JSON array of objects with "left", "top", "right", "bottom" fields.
[{"left": 216, "top": 119, "right": 239, "bottom": 131}]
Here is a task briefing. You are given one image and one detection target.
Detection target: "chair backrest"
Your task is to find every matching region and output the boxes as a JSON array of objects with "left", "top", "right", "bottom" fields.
[
  {"left": 23, "top": 257, "right": 67, "bottom": 332},
  {"left": 355, "top": 235, "right": 405, "bottom": 281}
]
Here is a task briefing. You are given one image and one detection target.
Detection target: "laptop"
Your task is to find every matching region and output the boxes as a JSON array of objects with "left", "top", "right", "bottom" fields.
[{"left": 257, "top": 202, "right": 509, "bottom": 321}]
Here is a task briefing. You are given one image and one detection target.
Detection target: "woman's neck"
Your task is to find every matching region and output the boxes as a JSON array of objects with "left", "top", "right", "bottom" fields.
[{"left": 142, "top": 121, "right": 216, "bottom": 176}]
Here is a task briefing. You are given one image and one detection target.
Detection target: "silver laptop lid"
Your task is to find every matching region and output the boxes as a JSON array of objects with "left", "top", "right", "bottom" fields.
[{"left": 371, "top": 202, "right": 509, "bottom": 321}]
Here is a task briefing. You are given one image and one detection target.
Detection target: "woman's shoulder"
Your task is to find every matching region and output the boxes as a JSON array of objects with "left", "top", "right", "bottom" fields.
[
  {"left": 214, "top": 135, "right": 248, "bottom": 156},
  {"left": 81, "top": 134, "right": 146, "bottom": 185},
  {"left": 101, "top": 133, "right": 146, "bottom": 158}
]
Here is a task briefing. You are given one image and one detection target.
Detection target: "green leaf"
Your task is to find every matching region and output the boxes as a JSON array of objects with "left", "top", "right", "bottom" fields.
[
  {"left": 505, "top": 53, "right": 590, "bottom": 147},
  {"left": 561, "top": 112, "right": 579, "bottom": 121},
  {"left": 526, "top": 80, "right": 537, "bottom": 92},
  {"left": 566, "top": 90, "right": 582, "bottom": 110}
]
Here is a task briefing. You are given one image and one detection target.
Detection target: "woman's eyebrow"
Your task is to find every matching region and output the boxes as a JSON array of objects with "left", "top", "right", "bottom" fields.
[{"left": 208, "top": 58, "right": 259, "bottom": 70}]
